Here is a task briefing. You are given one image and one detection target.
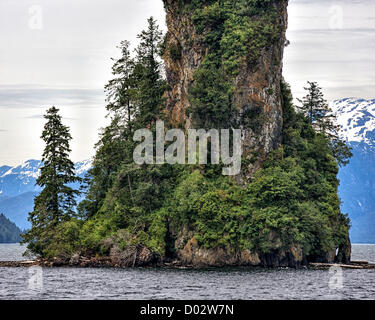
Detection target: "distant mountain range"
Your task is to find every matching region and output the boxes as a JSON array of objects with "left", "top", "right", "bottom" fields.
[
  {"left": 332, "top": 98, "right": 375, "bottom": 243},
  {"left": 0, "top": 98, "right": 375, "bottom": 243},
  {"left": 0, "top": 159, "right": 91, "bottom": 230}
]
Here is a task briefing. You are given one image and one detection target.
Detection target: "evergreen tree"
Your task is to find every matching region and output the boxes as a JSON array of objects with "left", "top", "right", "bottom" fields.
[
  {"left": 105, "top": 40, "right": 137, "bottom": 132},
  {"left": 22, "top": 106, "right": 80, "bottom": 256},
  {"left": 297, "top": 81, "right": 327, "bottom": 129},
  {"left": 80, "top": 41, "right": 138, "bottom": 218},
  {"left": 298, "top": 81, "right": 352, "bottom": 166},
  {"left": 135, "top": 17, "right": 166, "bottom": 127},
  {"left": 79, "top": 17, "right": 166, "bottom": 219}
]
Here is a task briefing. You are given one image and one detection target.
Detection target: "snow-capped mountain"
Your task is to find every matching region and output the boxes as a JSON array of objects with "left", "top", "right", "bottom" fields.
[
  {"left": 332, "top": 98, "right": 375, "bottom": 148},
  {"left": 75, "top": 159, "right": 92, "bottom": 175},
  {"left": 332, "top": 98, "right": 375, "bottom": 243},
  {"left": 0, "top": 160, "right": 42, "bottom": 198},
  {"left": 0, "top": 159, "right": 91, "bottom": 230}
]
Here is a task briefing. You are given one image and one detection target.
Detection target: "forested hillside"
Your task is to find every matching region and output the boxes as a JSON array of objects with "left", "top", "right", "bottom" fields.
[{"left": 0, "top": 214, "right": 22, "bottom": 243}]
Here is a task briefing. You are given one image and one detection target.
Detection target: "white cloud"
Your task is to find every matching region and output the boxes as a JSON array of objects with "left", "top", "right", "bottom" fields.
[
  {"left": 284, "top": 0, "right": 375, "bottom": 101},
  {"left": 0, "top": 0, "right": 374, "bottom": 164}
]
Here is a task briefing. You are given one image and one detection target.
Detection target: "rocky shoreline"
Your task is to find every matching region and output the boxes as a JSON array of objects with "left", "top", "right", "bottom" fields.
[
  {"left": 1, "top": 258, "right": 375, "bottom": 270},
  {"left": 0, "top": 260, "right": 37, "bottom": 267},
  {"left": 309, "top": 261, "right": 375, "bottom": 270}
]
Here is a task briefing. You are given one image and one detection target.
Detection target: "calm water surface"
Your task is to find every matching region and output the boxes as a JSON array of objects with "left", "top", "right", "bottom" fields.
[{"left": 0, "top": 243, "right": 374, "bottom": 300}]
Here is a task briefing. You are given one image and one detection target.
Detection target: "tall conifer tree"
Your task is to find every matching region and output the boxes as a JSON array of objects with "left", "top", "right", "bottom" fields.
[
  {"left": 135, "top": 17, "right": 166, "bottom": 127},
  {"left": 79, "top": 17, "right": 166, "bottom": 219},
  {"left": 298, "top": 82, "right": 352, "bottom": 166},
  {"left": 297, "top": 81, "right": 327, "bottom": 128},
  {"left": 22, "top": 106, "right": 80, "bottom": 256}
]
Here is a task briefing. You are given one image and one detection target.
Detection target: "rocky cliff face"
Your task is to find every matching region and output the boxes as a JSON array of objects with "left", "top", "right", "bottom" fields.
[
  {"left": 161, "top": 0, "right": 301, "bottom": 268},
  {"left": 163, "top": 0, "right": 205, "bottom": 128},
  {"left": 163, "top": 0, "right": 288, "bottom": 180},
  {"left": 159, "top": 1, "right": 351, "bottom": 268},
  {"left": 174, "top": 227, "right": 305, "bottom": 268}
]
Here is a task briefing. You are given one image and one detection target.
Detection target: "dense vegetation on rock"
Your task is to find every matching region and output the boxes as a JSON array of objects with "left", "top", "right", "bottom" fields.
[
  {"left": 185, "top": 0, "right": 283, "bottom": 128},
  {"left": 24, "top": 1, "right": 353, "bottom": 266},
  {"left": 0, "top": 213, "right": 22, "bottom": 243}
]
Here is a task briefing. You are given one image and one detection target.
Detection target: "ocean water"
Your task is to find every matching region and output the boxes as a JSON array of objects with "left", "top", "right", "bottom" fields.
[{"left": 0, "top": 244, "right": 374, "bottom": 300}]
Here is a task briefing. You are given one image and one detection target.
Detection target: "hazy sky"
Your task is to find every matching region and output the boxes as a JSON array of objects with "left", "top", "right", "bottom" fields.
[{"left": 0, "top": 0, "right": 374, "bottom": 165}]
